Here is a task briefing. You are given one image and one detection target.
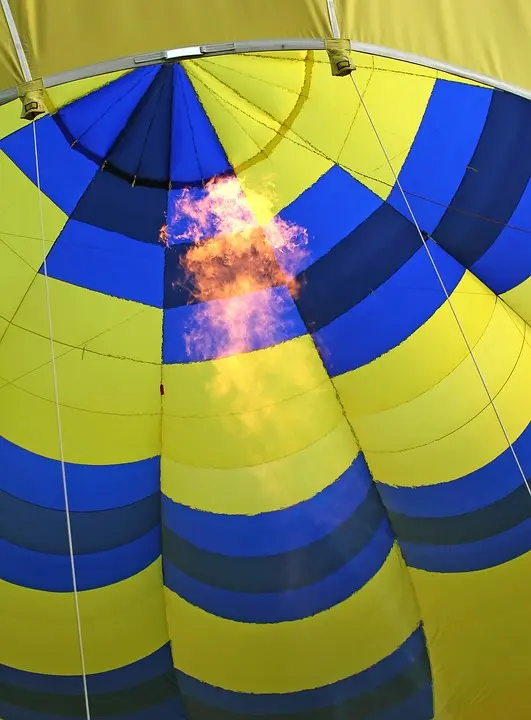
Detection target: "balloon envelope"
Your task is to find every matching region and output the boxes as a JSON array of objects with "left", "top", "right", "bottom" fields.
[{"left": 0, "top": 49, "right": 530, "bottom": 720}]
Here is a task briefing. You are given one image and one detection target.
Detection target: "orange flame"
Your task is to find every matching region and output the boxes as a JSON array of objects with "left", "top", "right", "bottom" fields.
[{"left": 163, "top": 176, "right": 308, "bottom": 362}]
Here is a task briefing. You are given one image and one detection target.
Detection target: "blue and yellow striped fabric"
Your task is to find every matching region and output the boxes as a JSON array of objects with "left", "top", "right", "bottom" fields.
[{"left": 0, "top": 50, "right": 530, "bottom": 720}]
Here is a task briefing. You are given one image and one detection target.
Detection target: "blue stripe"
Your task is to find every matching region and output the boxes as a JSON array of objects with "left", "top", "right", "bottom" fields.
[
  {"left": 434, "top": 89, "right": 531, "bottom": 267},
  {"left": 376, "top": 422, "right": 531, "bottom": 518},
  {"left": 0, "top": 438, "right": 159, "bottom": 511},
  {"left": 176, "top": 627, "right": 427, "bottom": 713},
  {"left": 43, "top": 218, "right": 165, "bottom": 306},
  {"left": 389, "top": 79, "right": 492, "bottom": 233},
  {"left": 401, "top": 515, "right": 531, "bottom": 572},
  {"left": 471, "top": 179, "right": 531, "bottom": 294},
  {"left": 295, "top": 202, "right": 422, "bottom": 332},
  {"left": 162, "top": 286, "right": 306, "bottom": 363},
  {"left": 163, "top": 520, "right": 392, "bottom": 622},
  {"left": 0, "top": 116, "right": 98, "bottom": 214},
  {"left": 313, "top": 241, "right": 463, "bottom": 376},
  {"left": 57, "top": 67, "right": 160, "bottom": 160},
  {"left": 0, "top": 491, "right": 159, "bottom": 554},
  {"left": 0, "top": 697, "right": 187, "bottom": 720},
  {"left": 0, "top": 527, "right": 160, "bottom": 591},
  {"left": 370, "top": 684, "right": 433, "bottom": 720},
  {"left": 172, "top": 66, "right": 231, "bottom": 182},
  {"left": 0, "top": 645, "right": 173, "bottom": 694},
  {"left": 162, "top": 453, "right": 368, "bottom": 555},
  {"left": 106, "top": 67, "right": 172, "bottom": 184},
  {"left": 277, "top": 165, "right": 382, "bottom": 273},
  {"left": 162, "top": 483, "right": 385, "bottom": 593}
]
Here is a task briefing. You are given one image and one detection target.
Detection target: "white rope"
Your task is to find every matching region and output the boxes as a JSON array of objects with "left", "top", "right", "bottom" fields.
[
  {"left": 348, "top": 72, "right": 531, "bottom": 497},
  {"left": 326, "top": 0, "right": 341, "bottom": 39},
  {"left": 0, "top": 0, "right": 31, "bottom": 82},
  {"left": 32, "top": 121, "right": 92, "bottom": 719}
]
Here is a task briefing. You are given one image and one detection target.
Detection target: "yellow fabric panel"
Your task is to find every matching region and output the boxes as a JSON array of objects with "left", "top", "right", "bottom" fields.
[
  {"left": 166, "top": 544, "right": 419, "bottom": 693},
  {"left": 353, "top": 52, "right": 488, "bottom": 88},
  {"left": 337, "top": 66, "right": 434, "bottom": 198},
  {"left": 13, "top": 277, "right": 161, "bottom": 364},
  {"left": 162, "top": 371, "right": 342, "bottom": 469},
  {"left": 12, "top": 0, "right": 329, "bottom": 80},
  {"left": 0, "top": 13, "right": 22, "bottom": 91},
  {"left": 501, "top": 276, "right": 531, "bottom": 326},
  {"left": 334, "top": 273, "right": 531, "bottom": 486},
  {"left": 187, "top": 49, "right": 433, "bottom": 209},
  {"left": 185, "top": 53, "right": 331, "bottom": 219},
  {"left": 0, "top": 150, "right": 66, "bottom": 318},
  {"left": 161, "top": 336, "right": 343, "bottom": 470},
  {"left": 0, "top": 276, "right": 162, "bottom": 463},
  {"left": 0, "top": 381, "right": 160, "bottom": 464},
  {"left": 0, "top": 560, "right": 168, "bottom": 675},
  {"left": 338, "top": 0, "right": 531, "bottom": 93},
  {"left": 0, "top": 323, "right": 160, "bottom": 416},
  {"left": 163, "top": 419, "right": 358, "bottom": 514},
  {"left": 411, "top": 550, "right": 531, "bottom": 719},
  {"left": 0, "top": 97, "right": 33, "bottom": 139},
  {"left": 162, "top": 335, "right": 327, "bottom": 417},
  {"left": 354, "top": 302, "right": 525, "bottom": 452},
  {"left": 333, "top": 272, "right": 495, "bottom": 417}
]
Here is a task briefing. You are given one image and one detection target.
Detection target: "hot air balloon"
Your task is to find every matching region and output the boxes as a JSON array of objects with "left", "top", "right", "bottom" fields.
[{"left": 0, "top": 2, "right": 530, "bottom": 719}]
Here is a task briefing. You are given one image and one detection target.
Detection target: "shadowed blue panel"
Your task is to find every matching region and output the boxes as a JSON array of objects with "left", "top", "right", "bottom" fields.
[
  {"left": 163, "top": 286, "right": 307, "bottom": 363},
  {"left": 388, "top": 478, "right": 531, "bottom": 548},
  {"left": 388, "top": 80, "right": 492, "bottom": 233},
  {"left": 0, "top": 438, "right": 159, "bottom": 511},
  {"left": 162, "top": 453, "right": 370, "bottom": 555},
  {"left": 176, "top": 626, "right": 428, "bottom": 714},
  {"left": 172, "top": 66, "right": 232, "bottom": 183},
  {"left": 0, "top": 117, "right": 98, "bottom": 214},
  {"left": 295, "top": 203, "right": 422, "bottom": 332},
  {"left": 0, "top": 491, "right": 159, "bottom": 554},
  {"left": 370, "top": 685, "right": 433, "bottom": 720},
  {"left": 277, "top": 165, "right": 382, "bottom": 274},
  {"left": 434, "top": 89, "right": 531, "bottom": 267},
  {"left": 401, "top": 516, "right": 531, "bottom": 572},
  {"left": 43, "top": 218, "right": 165, "bottom": 306},
  {"left": 376, "top": 422, "right": 531, "bottom": 517},
  {"left": 0, "top": 645, "right": 173, "bottom": 694},
  {"left": 0, "top": 527, "right": 160, "bottom": 591},
  {"left": 56, "top": 67, "right": 160, "bottom": 160},
  {"left": 107, "top": 65, "right": 172, "bottom": 183},
  {"left": 162, "top": 483, "right": 385, "bottom": 592},
  {"left": 313, "top": 241, "right": 463, "bottom": 376},
  {"left": 0, "top": 646, "right": 187, "bottom": 718},
  {"left": 72, "top": 170, "right": 167, "bottom": 243},
  {"left": 0, "top": 697, "right": 187, "bottom": 720},
  {"left": 163, "top": 521, "right": 392, "bottom": 622},
  {"left": 471, "top": 179, "right": 531, "bottom": 294}
]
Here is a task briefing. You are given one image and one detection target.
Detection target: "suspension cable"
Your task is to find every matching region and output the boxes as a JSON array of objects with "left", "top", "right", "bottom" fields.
[
  {"left": 32, "top": 120, "right": 92, "bottom": 719},
  {"left": 348, "top": 72, "right": 530, "bottom": 496}
]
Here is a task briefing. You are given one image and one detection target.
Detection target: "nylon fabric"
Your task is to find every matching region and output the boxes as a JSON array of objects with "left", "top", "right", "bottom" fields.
[
  {"left": 0, "top": 1, "right": 528, "bottom": 97},
  {"left": 0, "top": 49, "right": 531, "bottom": 720}
]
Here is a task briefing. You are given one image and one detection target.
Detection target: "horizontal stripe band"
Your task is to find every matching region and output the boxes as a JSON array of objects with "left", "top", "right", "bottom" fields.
[
  {"left": 162, "top": 482, "right": 385, "bottom": 593},
  {"left": 163, "top": 522, "right": 393, "bottom": 622},
  {"left": 0, "top": 490, "right": 159, "bottom": 554},
  {"left": 161, "top": 453, "right": 371, "bottom": 556}
]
